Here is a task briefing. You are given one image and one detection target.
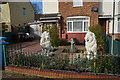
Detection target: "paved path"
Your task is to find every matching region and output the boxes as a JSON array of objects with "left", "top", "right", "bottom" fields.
[
  {"left": 8, "top": 40, "right": 85, "bottom": 52},
  {"left": 8, "top": 40, "right": 42, "bottom": 52}
]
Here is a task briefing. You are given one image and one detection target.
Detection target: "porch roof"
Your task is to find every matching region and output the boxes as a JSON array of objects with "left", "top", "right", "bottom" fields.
[
  {"left": 99, "top": 15, "right": 112, "bottom": 19},
  {"left": 39, "top": 13, "right": 61, "bottom": 23}
]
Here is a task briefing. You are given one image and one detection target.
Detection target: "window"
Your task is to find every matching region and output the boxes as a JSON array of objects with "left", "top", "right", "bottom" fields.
[
  {"left": 0, "top": 7, "right": 1, "bottom": 12},
  {"left": 118, "top": 18, "right": 120, "bottom": 33},
  {"left": 67, "top": 16, "right": 90, "bottom": 33},
  {"left": 22, "top": 8, "right": 26, "bottom": 16},
  {"left": 73, "top": 0, "right": 83, "bottom": 7}
]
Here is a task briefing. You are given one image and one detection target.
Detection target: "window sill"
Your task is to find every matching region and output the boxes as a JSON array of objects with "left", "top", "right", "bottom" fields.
[
  {"left": 67, "top": 31, "right": 88, "bottom": 33},
  {"left": 73, "top": 5, "right": 83, "bottom": 7}
]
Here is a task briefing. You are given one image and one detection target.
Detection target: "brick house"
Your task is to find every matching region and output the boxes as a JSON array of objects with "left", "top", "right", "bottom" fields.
[{"left": 59, "top": 0, "right": 99, "bottom": 43}]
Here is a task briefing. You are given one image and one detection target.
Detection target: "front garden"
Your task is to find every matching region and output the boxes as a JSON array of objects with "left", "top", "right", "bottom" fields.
[
  {"left": 5, "top": 49, "right": 120, "bottom": 75},
  {"left": 3, "top": 24, "right": 120, "bottom": 79}
]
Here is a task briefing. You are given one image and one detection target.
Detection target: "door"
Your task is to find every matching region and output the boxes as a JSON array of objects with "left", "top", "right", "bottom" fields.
[{"left": 30, "top": 24, "right": 41, "bottom": 39}]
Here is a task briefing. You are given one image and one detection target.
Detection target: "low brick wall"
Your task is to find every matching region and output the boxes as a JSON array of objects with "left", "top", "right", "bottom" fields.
[{"left": 5, "top": 66, "right": 120, "bottom": 79}]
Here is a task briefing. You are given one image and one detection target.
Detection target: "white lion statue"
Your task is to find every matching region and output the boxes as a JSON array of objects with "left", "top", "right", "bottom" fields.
[
  {"left": 84, "top": 31, "right": 97, "bottom": 59},
  {"left": 40, "top": 31, "right": 53, "bottom": 55}
]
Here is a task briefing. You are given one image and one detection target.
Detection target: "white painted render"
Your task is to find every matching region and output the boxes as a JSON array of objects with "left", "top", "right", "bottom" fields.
[
  {"left": 118, "top": 1, "right": 120, "bottom": 14},
  {"left": 99, "top": 0, "right": 120, "bottom": 33},
  {"left": 42, "top": 0, "right": 58, "bottom": 14},
  {"left": 99, "top": 1, "right": 113, "bottom": 16},
  {"left": 99, "top": 0, "right": 120, "bottom": 16}
]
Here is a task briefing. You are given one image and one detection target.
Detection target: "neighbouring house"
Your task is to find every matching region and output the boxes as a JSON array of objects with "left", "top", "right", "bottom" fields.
[
  {"left": 59, "top": 0, "right": 99, "bottom": 43},
  {"left": 32, "top": 0, "right": 120, "bottom": 43},
  {"left": 0, "top": 1, "right": 35, "bottom": 32},
  {"left": 99, "top": 0, "right": 120, "bottom": 40},
  {"left": 33, "top": 0, "right": 99, "bottom": 43},
  {"left": 40, "top": 0, "right": 61, "bottom": 37},
  {"left": 29, "top": 0, "right": 62, "bottom": 38}
]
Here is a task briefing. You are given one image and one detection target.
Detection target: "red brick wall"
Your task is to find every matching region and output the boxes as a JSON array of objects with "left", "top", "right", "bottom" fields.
[
  {"left": 62, "top": 33, "right": 86, "bottom": 43},
  {"left": 59, "top": 1, "right": 99, "bottom": 43},
  {"left": 5, "top": 66, "right": 120, "bottom": 79}
]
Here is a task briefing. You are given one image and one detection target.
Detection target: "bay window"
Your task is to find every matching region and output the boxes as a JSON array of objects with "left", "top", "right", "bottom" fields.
[{"left": 67, "top": 16, "right": 90, "bottom": 33}]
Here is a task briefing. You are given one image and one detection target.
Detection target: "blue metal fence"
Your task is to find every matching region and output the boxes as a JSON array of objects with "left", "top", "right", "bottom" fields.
[{"left": 106, "top": 36, "right": 120, "bottom": 55}]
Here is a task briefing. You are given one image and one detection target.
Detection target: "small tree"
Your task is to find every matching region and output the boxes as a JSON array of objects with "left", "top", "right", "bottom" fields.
[
  {"left": 1, "top": 24, "right": 8, "bottom": 32},
  {"left": 49, "top": 24, "right": 60, "bottom": 47},
  {"left": 89, "top": 24, "right": 106, "bottom": 54}
]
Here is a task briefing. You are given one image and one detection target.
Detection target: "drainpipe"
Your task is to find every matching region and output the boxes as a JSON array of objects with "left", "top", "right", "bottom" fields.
[{"left": 111, "top": 0, "right": 115, "bottom": 54}]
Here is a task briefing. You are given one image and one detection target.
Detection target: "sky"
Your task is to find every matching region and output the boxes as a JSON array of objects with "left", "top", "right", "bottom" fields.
[{"left": 30, "top": 0, "right": 43, "bottom": 14}]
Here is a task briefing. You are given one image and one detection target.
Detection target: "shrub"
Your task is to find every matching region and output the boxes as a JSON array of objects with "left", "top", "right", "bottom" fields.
[
  {"left": 94, "top": 55, "right": 120, "bottom": 74},
  {"left": 49, "top": 24, "right": 60, "bottom": 47},
  {"left": 89, "top": 24, "right": 106, "bottom": 54},
  {"left": 1, "top": 24, "right": 8, "bottom": 32},
  {"left": 59, "top": 38, "right": 68, "bottom": 46}
]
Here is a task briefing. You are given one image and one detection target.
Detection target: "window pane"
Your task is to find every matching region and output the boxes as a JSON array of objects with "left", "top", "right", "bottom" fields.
[
  {"left": 22, "top": 8, "right": 26, "bottom": 16},
  {"left": 118, "top": 21, "right": 120, "bottom": 32},
  {"left": 68, "top": 22, "right": 72, "bottom": 31},
  {"left": 67, "top": 18, "right": 88, "bottom": 21},
  {"left": 0, "top": 7, "right": 1, "bottom": 12},
  {"left": 73, "top": 22, "right": 82, "bottom": 32},
  {"left": 84, "top": 22, "right": 88, "bottom": 31},
  {"left": 73, "top": 0, "right": 83, "bottom": 7}
]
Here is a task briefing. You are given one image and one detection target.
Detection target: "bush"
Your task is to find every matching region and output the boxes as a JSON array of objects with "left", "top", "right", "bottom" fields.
[
  {"left": 94, "top": 55, "right": 120, "bottom": 74},
  {"left": 89, "top": 24, "right": 106, "bottom": 54},
  {"left": 1, "top": 24, "right": 8, "bottom": 32},
  {"left": 49, "top": 24, "right": 60, "bottom": 47},
  {"left": 59, "top": 38, "right": 68, "bottom": 46}
]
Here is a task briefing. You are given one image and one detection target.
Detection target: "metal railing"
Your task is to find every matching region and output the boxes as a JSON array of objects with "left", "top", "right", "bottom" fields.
[{"left": 5, "top": 47, "right": 120, "bottom": 75}]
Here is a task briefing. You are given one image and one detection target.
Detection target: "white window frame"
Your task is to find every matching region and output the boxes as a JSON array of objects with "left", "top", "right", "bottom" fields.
[
  {"left": 0, "top": 7, "right": 1, "bottom": 12},
  {"left": 22, "top": 8, "right": 26, "bottom": 16},
  {"left": 73, "top": 0, "right": 83, "bottom": 7},
  {"left": 117, "top": 18, "right": 120, "bottom": 33},
  {"left": 67, "top": 16, "right": 90, "bottom": 33}
]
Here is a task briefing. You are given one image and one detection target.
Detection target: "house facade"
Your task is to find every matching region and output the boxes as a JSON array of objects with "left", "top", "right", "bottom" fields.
[
  {"left": 59, "top": 0, "right": 99, "bottom": 43},
  {"left": 37, "top": 0, "right": 62, "bottom": 37},
  {"left": 99, "top": 0, "right": 120, "bottom": 40},
  {"left": 42, "top": 0, "right": 59, "bottom": 14},
  {"left": 0, "top": 1, "right": 34, "bottom": 32},
  {"left": 37, "top": 0, "right": 120, "bottom": 43}
]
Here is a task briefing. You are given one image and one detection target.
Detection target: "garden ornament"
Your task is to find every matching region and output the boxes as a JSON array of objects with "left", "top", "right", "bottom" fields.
[
  {"left": 84, "top": 31, "right": 97, "bottom": 59},
  {"left": 40, "top": 31, "right": 53, "bottom": 55},
  {"left": 70, "top": 38, "right": 77, "bottom": 53}
]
